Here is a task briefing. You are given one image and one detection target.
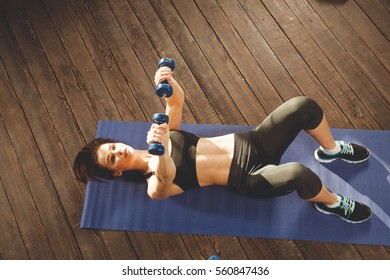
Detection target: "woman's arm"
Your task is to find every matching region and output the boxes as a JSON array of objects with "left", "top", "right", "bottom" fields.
[
  {"left": 146, "top": 122, "right": 184, "bottom": 200},
  {"left": 146, "top": 155, "right": 184, "bottom": 200},
  {"left": 154, "top": 67, "right": 184, "bottom": 131}
]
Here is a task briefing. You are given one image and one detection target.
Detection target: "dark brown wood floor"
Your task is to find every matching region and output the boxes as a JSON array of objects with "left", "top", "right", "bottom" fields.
[{"left": 0, "top": 0, "right": 389, "bottom": 260}]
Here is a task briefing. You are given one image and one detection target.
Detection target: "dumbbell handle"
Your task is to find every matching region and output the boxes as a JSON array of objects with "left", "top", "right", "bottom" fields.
[{"left": 148, "top": 113, "right": 169, "bottom": 156}]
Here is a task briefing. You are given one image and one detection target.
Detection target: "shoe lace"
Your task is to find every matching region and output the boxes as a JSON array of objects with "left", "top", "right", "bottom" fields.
[
  {"left": 339, "top": 196, "right": 355, "bottom": 217},
  {"left": 339, "top": 141, "right": 354, "bottom": 155}
]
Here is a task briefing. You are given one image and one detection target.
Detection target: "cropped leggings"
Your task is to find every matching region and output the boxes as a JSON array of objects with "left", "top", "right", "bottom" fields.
[{"left": 227, "top": 96, "right": 324, "bottom": 199}]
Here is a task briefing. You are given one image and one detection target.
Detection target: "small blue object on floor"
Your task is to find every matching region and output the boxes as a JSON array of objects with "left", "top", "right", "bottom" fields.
[
  {"left": 81, "top": 120, "right": 390, "bottom": 246},
  {"left": 208, "top": 255, "right": 221, "bottom": 260}
]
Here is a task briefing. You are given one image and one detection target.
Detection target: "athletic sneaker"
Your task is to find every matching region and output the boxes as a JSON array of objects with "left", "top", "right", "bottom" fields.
[
  {"left": 314, "top": 194, "right": 372, "bottom": 223},
  {"left": 314, "top": 141, "right": 369, "bottom": 163}
]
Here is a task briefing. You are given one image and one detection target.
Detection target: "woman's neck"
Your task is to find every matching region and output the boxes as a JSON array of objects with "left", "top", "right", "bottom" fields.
[{"left": 131, "top": 149, "right": 153, "bottom": 174}]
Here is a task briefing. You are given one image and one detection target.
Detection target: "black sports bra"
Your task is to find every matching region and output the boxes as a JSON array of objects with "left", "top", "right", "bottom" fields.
[{"left": 169, "top": 130, "right": 201, "bottom": 191}]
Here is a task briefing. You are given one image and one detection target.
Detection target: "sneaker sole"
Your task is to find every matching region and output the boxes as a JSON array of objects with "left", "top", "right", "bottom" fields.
[
  {"left": 314, "top": 149, "right": 370, "bottom": 164},
  {"left": 314, "top": 203, "right": 372, "bottom": 224}
]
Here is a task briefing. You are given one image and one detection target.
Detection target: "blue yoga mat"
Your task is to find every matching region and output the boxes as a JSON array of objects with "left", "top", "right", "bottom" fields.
[{"left": 81, "top": 121, "right": 390, "bottom": 246}]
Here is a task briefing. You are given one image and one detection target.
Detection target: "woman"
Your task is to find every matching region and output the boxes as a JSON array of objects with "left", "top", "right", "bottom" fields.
[{"left": 74, "top": 66, "right": 372, "bottom": 223}]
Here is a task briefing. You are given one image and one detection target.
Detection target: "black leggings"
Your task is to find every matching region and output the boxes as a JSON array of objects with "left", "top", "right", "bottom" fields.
[{"left": 227, "top": 96, "right": 324, "bottom": 199}]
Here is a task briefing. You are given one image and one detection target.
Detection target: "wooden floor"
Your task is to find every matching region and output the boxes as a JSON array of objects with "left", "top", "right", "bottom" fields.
[{"left": 0, "top": 0, "right": 389, "bottom": 260}]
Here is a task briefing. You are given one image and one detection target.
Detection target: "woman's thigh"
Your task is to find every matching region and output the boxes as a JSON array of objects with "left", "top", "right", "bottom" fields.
[
  {"left": 252, "top": 96, "right": 323, "bottom": 161},
  {"left": 242, "top": 162, "right": 322, "bottom": 199}
]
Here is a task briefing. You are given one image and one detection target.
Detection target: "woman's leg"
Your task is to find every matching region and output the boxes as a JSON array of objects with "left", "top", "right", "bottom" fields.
[
  {"left": 246, "top": 162, "right": 337, "bottom": 204},
  {"left": 306, "top": 185, "right": 337, "bottom": 204},
  {"left": 245, "top": 162, "right": 327, "bottom": 200},
  {"left": 309, "top": 114, "right": 370, "bottom": 163},
  {"left": 252, "top": 96, "right": 324, "bottom": 162},
  {"left": 234, "top": 96, "right": 371, "bottom": 222},
  {"left": 244, "top": 163, "right": 371, "bottom": 223},
  {"left": 254, "top": 96, "right": 369, "bottom": 164},
  {"left": 305, "top": 115, "right": 337, "bottom": 150}
]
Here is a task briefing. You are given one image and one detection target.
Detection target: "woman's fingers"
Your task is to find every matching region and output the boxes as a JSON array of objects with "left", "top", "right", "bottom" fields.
[
  {"left": 154, "top": 67, "right": 173, "bottom": 85},
  {"left": 147, "top": 123, "right": 169, "bottom": 145}
]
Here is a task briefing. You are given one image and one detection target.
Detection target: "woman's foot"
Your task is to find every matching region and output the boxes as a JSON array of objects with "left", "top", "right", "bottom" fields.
[
  {"left": 314, "top": 194, "right": 372, "bottom": 223},
  {"left": 314, "top": 141, "right": 369, "bottom": 163}
]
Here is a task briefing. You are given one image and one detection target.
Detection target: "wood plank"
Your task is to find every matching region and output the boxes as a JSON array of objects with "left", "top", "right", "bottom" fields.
[
  {"left": 2, "top": 1, "right": 96, "bottom": 140},
  {"left": 295, "top": 240, "right": 332, "bottom": 259},
  {"left": 208, "top": 236, "right": 247, "bottom": 260},
  {"left": 126, "top": 233, "right": 161, "bottom": 259},
  {"left": 0, "top": 127, "right": 29, "bottom": 260},
  {"left": 83, "top": 0, "right": 179, "bottom": 123},
  {"left": 308, "top": 0, "right": 390, "bottom": 100},
  {"left": 99, "top": 231, "right": 138, "bottom": 260},
  {"left": 276, "top": 0, "right": 389, "bottom": 129},
  {"left": 355, "top": 245, "right": 390, "bottom": 260},
  {"left": 64, "top": 0, "right": 147, "bottom": 123},
  {"left": 194, "top": 0, "right": 284, "bottom": 113},
  {"left": 237, "top": 238, "right": 276, "bottom": 260},
  {"left": 331, "top": 0, "right": 390, "bottom": 72},
  {"left": 244, "top": 0, "right": 380, "bottom": 130},
  {"left": 1, "top": 0, "right": 111, "bottom": 259},
  {"left": 0, "top": 55, "right": 56, "bottom": 259},
  {"left": 41, "top": 0, "right": 142, "bottom": 260},
  {"left": 8, "top": 0, "right": 87, "bottom": 206},
  {"left": 324, "top": 242, "right": 362, "bottom": 260},
  {"left": 267, "top": 239, "right": 304, "bottom": 259},
  {"left": 380, "top": 0, "right": 390, "bottom": 12},
  {"left": 128, "top": 232, "right": 191, "bottom": 259},
  {"left": 119, "top": 0, "right": 220, "bottom": 125},
  {"left": 170, "top": 0, "right": 269, "bottom": 125},
  {"left": 0, "top": 19, "right": 82, "bottom": 260},
  {"left": 144, "top": 0, "right": 246, "bottom": 125},
  {"left": 3, "top": 0, "right": 109, "bottom": 260},
  {"left": 105, "top": 0, "right": 163, "bottom": 88},
  {"left": 180, "top": 235, "right": 220, "bottom": 260},
  {"left": 239, "top": 0, "right": 350, "bottom": 127},
  {"left": 217, "top": 0, "right": 301, "bottom": 102},
  {"left": 38, "top": 0, "right": 122, "bottom": 123},
  {"left": 21, "top": 0, "right": 140, "bottom": 259},
  {"left": 105, "top": 0, "right": 209, "bottom": 125},
  {"left": 356, "top": 0, "right": 390, "bottom": 41}
]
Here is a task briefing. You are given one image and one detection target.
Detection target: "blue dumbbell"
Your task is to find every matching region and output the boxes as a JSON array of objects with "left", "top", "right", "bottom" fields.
[
  {"left": 155, "top": 58, "right": 175, "bottom": 98},
  {"left": 148, "top": 113, "right": 169, "bottom": 155}
]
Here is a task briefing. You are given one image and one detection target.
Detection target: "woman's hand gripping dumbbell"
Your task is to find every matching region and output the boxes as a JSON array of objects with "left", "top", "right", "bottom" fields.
[
  {"left": 147, "top": 113, "right": 169, "bottom": 155},
  {"left": 155, "top": 58, "right": 175, "bottom": 98}
]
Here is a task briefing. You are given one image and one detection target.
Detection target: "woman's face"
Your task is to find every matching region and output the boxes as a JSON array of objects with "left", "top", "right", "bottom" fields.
[{"left": 96, "top": 142, "right": 135, "bottom": 176}]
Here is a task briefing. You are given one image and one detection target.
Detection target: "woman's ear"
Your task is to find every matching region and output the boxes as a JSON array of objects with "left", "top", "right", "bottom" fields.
[{"left": 113, "top": 170, "right": 123, "bottom": 177}]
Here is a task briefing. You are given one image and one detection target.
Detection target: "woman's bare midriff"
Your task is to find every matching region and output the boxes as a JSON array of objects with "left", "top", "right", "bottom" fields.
[{"left": 195, "top": 134, "right": 235, "bottom": 187}]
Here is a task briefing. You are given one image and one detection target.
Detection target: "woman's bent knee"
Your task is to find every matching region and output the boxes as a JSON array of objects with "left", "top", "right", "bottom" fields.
[
  {"left": 284, "top": 162, "right": 322, "bottom": 199},
  {"left": 288, "top": 96, "right": 323, "bottom": 130}
]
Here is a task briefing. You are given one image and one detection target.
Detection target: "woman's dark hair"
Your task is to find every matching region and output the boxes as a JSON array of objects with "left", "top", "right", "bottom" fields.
[
  {"left": 73, "top": 138, "right": 148, "bottom": 184},
  {"left": 73, "top": 138, "right": 116, "bottom": 184}
]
